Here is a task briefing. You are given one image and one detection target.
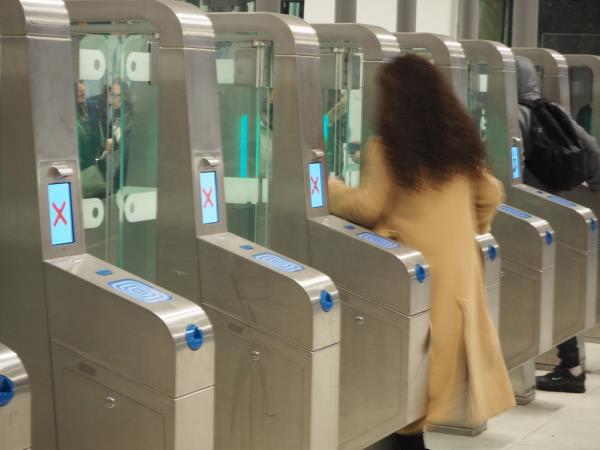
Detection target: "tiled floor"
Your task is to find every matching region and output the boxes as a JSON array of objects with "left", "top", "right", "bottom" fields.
[{"left": 367, "top": 342, "right": 600, "bottom": 450}]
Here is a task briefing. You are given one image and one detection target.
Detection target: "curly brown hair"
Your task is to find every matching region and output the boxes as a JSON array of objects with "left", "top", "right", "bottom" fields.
[{"left": 375, "top": 54, "right": 486, "bottom": 191}]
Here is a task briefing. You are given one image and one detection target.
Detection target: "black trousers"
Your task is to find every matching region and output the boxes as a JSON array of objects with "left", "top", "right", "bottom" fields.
[{"left": 558, "top": 337, "right": 580, "bottom": 369}]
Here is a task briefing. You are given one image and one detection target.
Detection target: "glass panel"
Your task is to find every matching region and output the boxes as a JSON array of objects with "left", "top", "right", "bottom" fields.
[
  {"left": 281, "top": 1, "right": 304, "bottom": 17},
  {"left": 73, "top": 24, "right": 159, "bottom": 281},
  {"left": 193, "top": 0, "right": 256, "bottom": 12},
  {"left": 215, "top": 40, "right": 273, "bottom": 246},
  {"left": 466, "top": 59, "right": 490, "bottom": 142},
  {"left": 540, "top": 33, "right": 600, "bottom": 55},
  {"left": 569, "top": 66, "right": 594, "bottom": 133},
  {"left": 479, "top": 0, "right": 513, "bottom": 46},
  {"left": 320, "top": 48, "right": 364, "bottom": 188}
]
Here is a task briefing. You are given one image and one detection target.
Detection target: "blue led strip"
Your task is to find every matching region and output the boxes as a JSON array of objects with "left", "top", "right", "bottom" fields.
[
  {"left": 323, "top": 114, "right": 329, "bottom": 141},
  {"left": 498, "top": 204, "right": 532, "bottom": 219},
  {"left": 240, "top": 114, "right": 248, "bottom": 178}
]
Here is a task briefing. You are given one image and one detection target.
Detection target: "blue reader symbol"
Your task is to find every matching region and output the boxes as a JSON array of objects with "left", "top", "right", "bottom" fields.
[{"left": 109, "top": 279, "right": 172, "bottom": 303}]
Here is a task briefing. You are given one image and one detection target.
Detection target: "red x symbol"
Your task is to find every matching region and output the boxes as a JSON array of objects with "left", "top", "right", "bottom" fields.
[
  {"left": 311, "top": 176, "right": 320, "bottom": 195},
  {"left": 202, "top": 187, "right": 214, "bottom": 209},
  {"left": 52, "top": 202, "right": 67, "bottom": 227}
]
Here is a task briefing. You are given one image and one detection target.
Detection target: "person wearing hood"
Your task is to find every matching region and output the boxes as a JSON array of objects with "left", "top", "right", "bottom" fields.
[
  {"left": 516, "top": 55, "right": 600, "bottom": 394},
  {"left": 516, "top": 55, "right": 600, "bottom": 194}
]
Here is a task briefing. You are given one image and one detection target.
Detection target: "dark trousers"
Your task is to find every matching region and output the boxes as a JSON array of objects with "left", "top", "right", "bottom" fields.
[{"left": 558, "top": 337, "right": 580, "bottom": 369}]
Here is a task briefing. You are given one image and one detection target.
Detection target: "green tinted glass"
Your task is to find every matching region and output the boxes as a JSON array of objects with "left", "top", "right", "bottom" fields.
[
  {"left": 569, "top": 66, "right": 594, "bottom": 133},
  {"left": 215, "top": 40, "right": 273, "bottom": 246},
  {"left": 467, "top": 59, "right": 489, "bottom": 142},
  {"left": 320, "top": 48, "right": 364, "bottom": 187},
  {"left": 73, "top": 24, "right": 159, "bottom": 281},
  {"left": 194, "top": 0, "right": 256, "bottom": 12}
]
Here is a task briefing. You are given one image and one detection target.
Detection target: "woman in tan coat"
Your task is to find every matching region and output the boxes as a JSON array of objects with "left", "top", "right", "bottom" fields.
[{"left": 328, "top": 55, "right": 515, "bottom": 450}]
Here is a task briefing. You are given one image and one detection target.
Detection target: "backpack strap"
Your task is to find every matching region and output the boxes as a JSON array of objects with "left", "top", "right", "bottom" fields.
[{"left": 518, "top": 98, "right": 539, "bottom": 109}]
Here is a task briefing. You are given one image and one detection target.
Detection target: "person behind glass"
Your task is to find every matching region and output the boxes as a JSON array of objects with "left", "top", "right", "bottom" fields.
[
  {"left": 328, "top": 55, "right": 515, "bottom": 450},
  {"left": 515, "top": 55, "right": 600, "bottom": 394},
  {"left": 99, "top": 78, "right": 132, "bottom": 194},
  {"left": 75, "top": 80, "right": 103, "bottom": 170}
]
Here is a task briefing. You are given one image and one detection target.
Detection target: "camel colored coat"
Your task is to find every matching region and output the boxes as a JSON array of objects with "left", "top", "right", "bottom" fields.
[{"left": 328, "top": 139, "right": 515, "bottom": 428}]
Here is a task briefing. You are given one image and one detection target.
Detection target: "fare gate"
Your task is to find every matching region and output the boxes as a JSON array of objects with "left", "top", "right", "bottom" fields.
[
  {"left": 0, "top": 1, "right": 215, "bottom": 449},
  {"left": 208, "top": 14, "right": 430, "bottom": 450},
  {"left": 65, "top": 1, "right": 341, "bottom": 449}
]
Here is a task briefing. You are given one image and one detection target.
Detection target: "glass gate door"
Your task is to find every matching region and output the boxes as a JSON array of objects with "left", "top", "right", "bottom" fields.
[
  {"left": 320, "top": 47, "right": 364, "bottom": 187},
  {"left": 73, "top": 22, "right": 159, "bottom": 281},
  {"left": 215, "top": 38, "right": 273, "bottom": 247}
]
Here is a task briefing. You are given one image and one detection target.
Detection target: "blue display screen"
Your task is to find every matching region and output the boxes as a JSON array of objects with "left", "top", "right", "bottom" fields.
[
  {"left": 309, "top": 162, "right": 325, "bottom": 208},
  {"left": 48, "top": 183, "right": 75, "bottom": 246},
  {"left": 200, "top": 171, "right": 219, "bottom": 225},
  {"left": 511, "top": 146, "right": 521, "bottom": 179}
]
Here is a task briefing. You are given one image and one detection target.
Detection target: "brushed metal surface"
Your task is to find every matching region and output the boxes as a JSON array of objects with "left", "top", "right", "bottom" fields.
[
  {"left": 206, "top": 306, "right": 340, "bottom": 450},
  {"left": 51, "top": 343, "right": 214, "bottom": 450},
  {"left": 0, "top": 343, "right": 31, "bottom": 450}
]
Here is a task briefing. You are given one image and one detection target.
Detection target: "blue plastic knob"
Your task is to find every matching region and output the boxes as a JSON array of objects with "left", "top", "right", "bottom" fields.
[
  {"left": 0, "top": 375, "right": 15, "bottom": 407},
  {"left": 185, "top": 324, "right": 204, "bottom": 351},
  {"left": 591, "top": 218, "right": 598, "bottom": 232},
  {"left": 487, "top": 245, "right": 497, "bottom": 261},
  {"left": 415, "top": 264, "right": 426, "bottom": 283},
  {"left": 320, "top": 290, "right": 334, "bottom": 312},
  {"left": 344, "top": 224, "right": 355, "bottom": 230},
  {"left": 545, "top": 231, "right": 554, "bottom": 246},
  {"left": 240, "top": 245, "right": 254, "bottom": 250}
]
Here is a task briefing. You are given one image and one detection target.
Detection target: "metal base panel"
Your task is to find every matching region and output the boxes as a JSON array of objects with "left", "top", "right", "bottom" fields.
[
  {"left": 509, "top": 361, "right": 536, "bottom": 406},
  {"left": 337, "top": 288, "right": 429, "bottom": 450},
  {"left": 586, "top": 325, "right": 600, "bottom": 343},
  {"left": 51, "top": 343, "right": 214, "bottom": 450},
  {"left": 428, "top": 422, "right": 487, "bottom": 437},
  {"left": 207, "top": 307, "right": 339, "bottom": 450}
]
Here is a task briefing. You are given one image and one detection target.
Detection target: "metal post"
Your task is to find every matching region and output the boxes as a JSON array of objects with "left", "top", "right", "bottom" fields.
[
  {"left": 512, "top": 0, "right": 539, "bottom": 47},
  {"left": 256, "top": 0, "right": 279, "bottom": 12},
  {"left": 335, "top": 0, "right": 356, "bottom": 23},
  {"left": 396, "top": 0, "right": 417, "bottom": 32},
  {"left": 458, "top": 0, "right": 480, "bottom": 39}
]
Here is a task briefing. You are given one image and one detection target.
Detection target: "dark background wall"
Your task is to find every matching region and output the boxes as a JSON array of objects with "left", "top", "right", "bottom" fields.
[{"left": 539, "top": 0, "right": 600, "bottom": 54}]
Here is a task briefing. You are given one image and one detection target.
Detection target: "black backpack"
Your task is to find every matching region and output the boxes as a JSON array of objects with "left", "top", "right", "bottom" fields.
[{"left": 520, "top": 98, "right": 586, "bottom": 191}]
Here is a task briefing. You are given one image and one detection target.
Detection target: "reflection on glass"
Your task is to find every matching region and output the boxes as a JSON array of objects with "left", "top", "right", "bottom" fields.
[
  {"left": 73, "top": 26, "right": 159, "bottom": 281},
  {"left": 195, "top": 0, "right": 256, "bottom": 12},
  {"left": 281, "top": 1, "right": 304, "bottom": 17},
  {"left": 216, "top": 40, "right": 273, "bottom": 246},
  {"left": 321, "top": 48, "right": 364, "bottom": 187},
  {"left": 478, "top": 0, "right": 513, "bottom": 46},
  {"left": 569, "top": 66, "right": 594, "bottom": 133},
  {"left": 466, "top": 60, "right": 489, "bottom": 142}
]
